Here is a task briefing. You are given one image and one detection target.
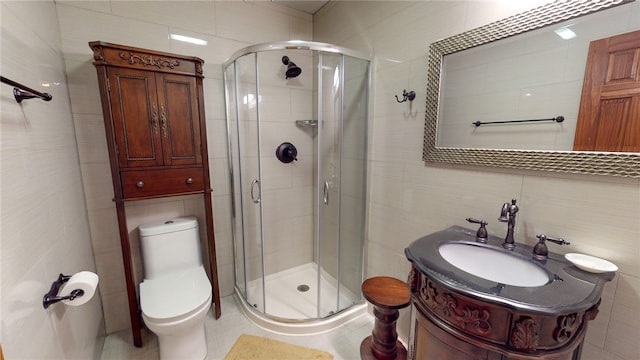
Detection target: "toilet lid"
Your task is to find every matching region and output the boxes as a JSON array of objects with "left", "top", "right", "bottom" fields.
[{"left": 140, "top": 266, "right": 212, "bottom": 320}]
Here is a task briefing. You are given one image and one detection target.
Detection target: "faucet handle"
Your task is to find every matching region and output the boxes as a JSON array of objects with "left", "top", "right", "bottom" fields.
[
  {"left": 542, "top": 235, "right": 570, "bottom": 246},
  {"left": 533, "top": 234, "right": 570, "bottom": 260},
  {"left": 466, "top": 218, "right": 488, "bottom": 243}
]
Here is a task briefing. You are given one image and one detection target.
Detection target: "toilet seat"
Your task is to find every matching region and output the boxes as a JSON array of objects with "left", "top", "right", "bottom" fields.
[{"left": 140, "top": 265, "right": 212, "bottom": 323}]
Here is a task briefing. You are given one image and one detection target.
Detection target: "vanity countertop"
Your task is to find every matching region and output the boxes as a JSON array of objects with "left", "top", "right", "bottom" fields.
[{"left": 405, "top": 226, "right": 615, "bottom": 315}]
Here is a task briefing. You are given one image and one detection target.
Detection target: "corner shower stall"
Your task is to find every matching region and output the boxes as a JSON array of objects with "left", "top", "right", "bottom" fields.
[{"left": 223, "top": 41, "right": 370, "bottom": 333}]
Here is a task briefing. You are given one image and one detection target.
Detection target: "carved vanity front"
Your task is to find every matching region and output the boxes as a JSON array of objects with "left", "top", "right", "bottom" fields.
[{"left": 406, "top": 227, "right": 614, "bottom": 360}]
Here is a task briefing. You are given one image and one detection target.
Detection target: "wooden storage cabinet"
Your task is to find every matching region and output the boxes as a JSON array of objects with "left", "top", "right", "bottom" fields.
[
  {"left": 90, "top": 41, "right": 220, "bottom": 347},
  {"left": 107, "top": 67, "right": 202, "bottom": 170}
]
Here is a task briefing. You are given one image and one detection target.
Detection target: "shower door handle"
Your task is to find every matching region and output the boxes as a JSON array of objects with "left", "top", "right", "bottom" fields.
[
  {"left": 251, "top": 179, "right": 261, "bottom": 204},
  {"left": 323, "top": 181, "right": 329, "bottom": 205}
]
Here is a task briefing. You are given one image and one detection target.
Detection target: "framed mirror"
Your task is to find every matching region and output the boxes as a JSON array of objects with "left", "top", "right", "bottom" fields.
[{"left": 423, "top": 0, "right": 640, "bottom": 177}]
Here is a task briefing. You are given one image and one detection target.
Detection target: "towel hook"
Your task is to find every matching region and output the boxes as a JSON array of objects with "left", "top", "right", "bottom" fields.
[{"left": 395, "top": 89, "right": 415, "bottom": 103}]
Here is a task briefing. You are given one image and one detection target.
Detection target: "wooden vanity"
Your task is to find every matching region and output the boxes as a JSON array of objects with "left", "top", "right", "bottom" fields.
[
  {"left": 405, "top": 226, "right": 615, "bottom": 360},
  {"left": 408, "top": 267, "right": 601, "bottom": 359}
]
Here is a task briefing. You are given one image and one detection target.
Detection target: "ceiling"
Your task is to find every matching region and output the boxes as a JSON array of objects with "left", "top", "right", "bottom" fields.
[{"left": 272, "top": 1, "right": 329, "bottom": 14}]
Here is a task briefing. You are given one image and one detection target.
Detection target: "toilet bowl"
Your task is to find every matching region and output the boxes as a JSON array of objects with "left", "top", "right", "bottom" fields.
[{"left": 138, "top": 217, "right": 212, "bottom": 360}]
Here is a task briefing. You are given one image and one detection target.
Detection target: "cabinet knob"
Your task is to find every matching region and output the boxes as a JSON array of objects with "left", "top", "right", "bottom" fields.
[
  {"left": 136, "top": 181, "right": 144, "bottom": 188},
  {"left": 186, "top": 178, "right": 193, "bottom": 184}
]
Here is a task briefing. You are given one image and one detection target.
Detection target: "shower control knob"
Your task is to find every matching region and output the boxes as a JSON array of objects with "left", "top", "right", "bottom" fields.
[
  {"left": 136, "top": 181, "right": 144, "bottom": 188},
  {"left": 276, "top": 142, "right": 298, "bottom": 163}
]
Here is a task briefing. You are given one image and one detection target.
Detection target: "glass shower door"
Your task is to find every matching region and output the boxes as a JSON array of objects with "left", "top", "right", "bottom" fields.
[
  {"left": 225, "top": 43, "right": 369, "bottom": 324},
  {"left": 317, "top": 53, "right": 368, "bottom": 318},
  {"left": 317, "top": 52, "right": 342, "bottom": 317},
  {"left": 338, "top": 55, "right": 368, "bottom": 310},
  {"left": 228, "top": 53, "right": 265, "bottom": 312}
]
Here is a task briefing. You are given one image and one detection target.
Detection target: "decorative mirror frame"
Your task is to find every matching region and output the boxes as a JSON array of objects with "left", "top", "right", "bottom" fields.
[{"left": 423, "top": 0, "right": 640, "bottom": 178}]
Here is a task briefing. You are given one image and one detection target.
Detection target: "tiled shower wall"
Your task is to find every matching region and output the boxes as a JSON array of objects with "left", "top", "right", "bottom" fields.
[
  {"left": 314, "top": 1, "right": 640, "bottom": 359},
  {"left": 55, "top": 1, "right": 313, "bottom": 334}
]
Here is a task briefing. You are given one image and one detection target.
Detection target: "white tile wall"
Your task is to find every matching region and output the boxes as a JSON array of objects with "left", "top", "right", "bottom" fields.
[
  {"left": 55, "top": 0, "right": 313, "bottom": 335},
  {"left": 1, "top": 1, "right": 103, "bottom": 358},
  {"left": 315, "top": 1, "right": 640, "bottom": 359},
  {"left": 214, "top": 2, "right": 310, "bottom": 44}
]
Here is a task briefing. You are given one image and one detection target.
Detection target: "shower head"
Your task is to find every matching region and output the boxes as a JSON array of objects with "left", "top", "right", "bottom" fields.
[{"left": 282, "top": 56, "right": 302, "bottom": 79}]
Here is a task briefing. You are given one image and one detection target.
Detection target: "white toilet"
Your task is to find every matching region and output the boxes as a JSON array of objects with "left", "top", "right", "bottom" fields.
[{"left": 138, "top": 217, "right": 212, "bottom": 360}]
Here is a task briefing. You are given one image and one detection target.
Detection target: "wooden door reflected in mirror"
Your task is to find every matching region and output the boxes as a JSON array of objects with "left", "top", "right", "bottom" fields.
[{"left": 574, "top": 29, "right": 640, "bottom": 152}]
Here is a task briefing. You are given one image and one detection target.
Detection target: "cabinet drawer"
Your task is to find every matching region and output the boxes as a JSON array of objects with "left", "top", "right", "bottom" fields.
[{"left": 121, "top": 168, "right": 204, "bottom": 198}]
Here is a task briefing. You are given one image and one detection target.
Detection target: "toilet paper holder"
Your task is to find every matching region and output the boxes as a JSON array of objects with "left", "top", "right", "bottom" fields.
[{"left": 43, "top": 273, "right": 85, "bottom": 309}]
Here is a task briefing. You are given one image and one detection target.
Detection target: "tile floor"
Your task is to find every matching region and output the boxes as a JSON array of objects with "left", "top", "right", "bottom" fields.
[{"left": 100, "top": 295, "right": 375, "bottom": 360}]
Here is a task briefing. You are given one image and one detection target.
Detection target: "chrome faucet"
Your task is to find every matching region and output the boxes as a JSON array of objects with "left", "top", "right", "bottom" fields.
[{"left": 498, "top": 199, "right": 519, "bottom": 250}]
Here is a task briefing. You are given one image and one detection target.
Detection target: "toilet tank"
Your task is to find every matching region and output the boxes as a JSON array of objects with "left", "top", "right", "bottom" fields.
[{"left": 139, "top": 217, "right": 203, "bottom": 279}]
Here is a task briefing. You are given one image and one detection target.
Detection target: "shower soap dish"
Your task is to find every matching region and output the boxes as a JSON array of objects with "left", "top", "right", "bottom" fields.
[{"left": 565, "top": 253, "right": 618, "bottom": 273}]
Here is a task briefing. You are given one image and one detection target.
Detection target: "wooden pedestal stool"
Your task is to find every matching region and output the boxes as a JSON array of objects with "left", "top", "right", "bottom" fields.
[{"left": 360, "top": 276, "right": 411, "bottom": 360}]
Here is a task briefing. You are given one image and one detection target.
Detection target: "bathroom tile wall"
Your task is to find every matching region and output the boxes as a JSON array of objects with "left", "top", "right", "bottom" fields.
[
  {"left": 55, "top": 0, "right": 313, "bottom": 334},
  {"left": 314, "top": 1, "right": 640, "bottom": 359},
  {"left": 0, "top": 1, "right": 103, "bottom": 358}
]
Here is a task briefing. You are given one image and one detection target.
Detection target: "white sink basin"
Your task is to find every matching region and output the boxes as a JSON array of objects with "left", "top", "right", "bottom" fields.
[{"left": 439, "top": 243, "right": 550, "bottom": 287}]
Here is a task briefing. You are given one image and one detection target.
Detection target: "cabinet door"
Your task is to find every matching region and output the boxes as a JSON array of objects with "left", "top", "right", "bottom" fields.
[
  {"left": 108, "top": 67, "right": 164, "bottom": 168},
  {"left": 414, "top": 311, "right": 498, "bottom": 360},
  {"left": 156, "top": 73, "right": 202, "bottom": 166}
]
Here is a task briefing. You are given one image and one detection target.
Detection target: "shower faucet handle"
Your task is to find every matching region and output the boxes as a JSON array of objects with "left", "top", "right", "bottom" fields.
[
  {"left": 276, "top": 142, "right": 298, "bottom": 163},
  {"left": 466, "top": 217, "right": 488, "bottom": 243}
]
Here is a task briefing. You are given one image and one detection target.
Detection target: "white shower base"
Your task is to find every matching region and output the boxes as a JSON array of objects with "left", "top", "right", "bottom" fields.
[{"left": 235, "top": 262, "right": 367, "bottom": 335}]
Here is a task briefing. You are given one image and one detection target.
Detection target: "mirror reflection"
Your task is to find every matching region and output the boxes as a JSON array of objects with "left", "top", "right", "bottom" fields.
[{"left": 436, "top": 1, "right": 640, "bottom": 152}]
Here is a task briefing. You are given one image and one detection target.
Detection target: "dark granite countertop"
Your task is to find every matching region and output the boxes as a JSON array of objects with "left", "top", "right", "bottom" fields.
[{"left": 405, "top": 226, "right": 615, "bottom": 315}]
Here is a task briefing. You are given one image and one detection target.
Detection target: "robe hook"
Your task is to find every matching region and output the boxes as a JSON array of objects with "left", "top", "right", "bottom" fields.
[{"left": 395, "top": 89, "right": 415, "bottom": 103}]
